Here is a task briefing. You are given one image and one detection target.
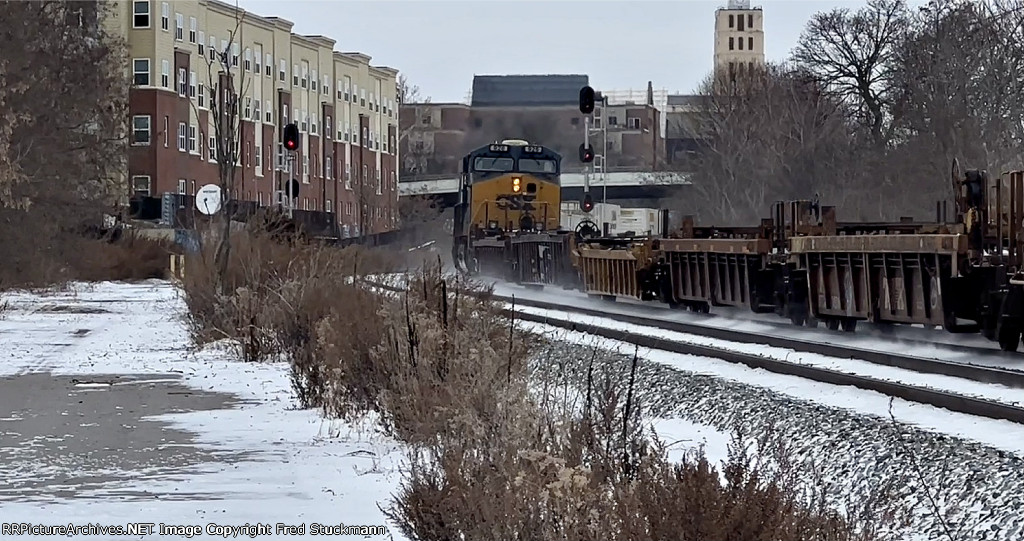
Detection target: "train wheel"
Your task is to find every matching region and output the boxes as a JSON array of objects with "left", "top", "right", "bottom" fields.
[
  {"left": 805, "top": 315, "right": 819, "bottom": 328},
  {"left": 998, "top": 325, "right": 1021, "bottom": 352},
  {"left": 789, "top": 312, "right": 805, "bottom": 326},
  {"left": 826, "top": 318, "right": 841, "bottom": 331},
  {"left": 841, "top": 319, "right": 857, "bottom": 332}
]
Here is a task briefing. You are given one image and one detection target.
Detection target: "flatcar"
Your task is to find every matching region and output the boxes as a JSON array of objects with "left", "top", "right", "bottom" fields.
[
  {"left": 451, "top": 139, "right": 580, "bottom": 286},
  {"left": 570, "top": 159, "right": 1024, "bottom": 352}
]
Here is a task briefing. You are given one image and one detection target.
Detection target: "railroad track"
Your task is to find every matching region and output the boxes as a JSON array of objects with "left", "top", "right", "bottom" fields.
[{"left": 363, "top": 275, "right": 1024, "bottom": 425}]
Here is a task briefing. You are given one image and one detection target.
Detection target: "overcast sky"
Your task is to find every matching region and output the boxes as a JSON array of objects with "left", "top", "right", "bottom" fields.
[{"left": 234, "top": 0, "right": 926, "bottom": 103}]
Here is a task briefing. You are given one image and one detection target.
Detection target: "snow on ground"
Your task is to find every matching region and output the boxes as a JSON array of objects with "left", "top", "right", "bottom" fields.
[
  {"left": 524, "top": 321, "right": 1024, "bottom": 541},
  {"left": 512, "top": 304, "right": 1024, "bottom": 409},
  {"left": 0, "top": 281, "right": 409, "bottom": 540}
]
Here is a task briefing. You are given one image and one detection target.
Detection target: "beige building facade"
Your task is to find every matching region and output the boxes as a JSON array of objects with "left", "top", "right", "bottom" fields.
[
  {"left": 107, "top": 0, "right": 400, "bottom": 236},
  {"left": 713, "top": 0, "right": 765, "bottom": 80}
]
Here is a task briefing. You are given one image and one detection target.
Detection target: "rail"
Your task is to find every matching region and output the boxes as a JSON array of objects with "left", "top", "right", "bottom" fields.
[
  {"left": 363, "top": 277, "right": 1024, "bottom": 424},
  {"left": 399, "top": 166, "right": 682, "bottom": 183}
]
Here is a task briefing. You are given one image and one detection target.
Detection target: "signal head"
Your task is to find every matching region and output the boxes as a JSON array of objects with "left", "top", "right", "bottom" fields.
[
  {"left": 581, "top": 192, "right": 594, "bottom": 213},
  {"left": 579, "top": 143, "right": 594, "bottom": 164},
  {"left": 579, "top": 86, "right": 595, "bottom": 115},
  {"left": 282, "top": 123, "right": 300, "bottom": 151}
]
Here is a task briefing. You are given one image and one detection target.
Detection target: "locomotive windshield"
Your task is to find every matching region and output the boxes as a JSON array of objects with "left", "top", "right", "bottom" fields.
[
  {"left": 473, "top": 156, "right": 514, "bottom": 172},
  {"left": 518, "top": 158, "right": 557, "bottom": 174}
]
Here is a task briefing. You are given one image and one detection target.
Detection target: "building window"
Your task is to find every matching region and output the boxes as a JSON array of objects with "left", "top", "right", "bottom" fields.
[
  {"left": 282, "top": 104, "right": 288, "bottom": 124},
  {"left": 325, "top": 115, "right": 332, "bottom": 139},
  {"left": 177, "top": 122, "right": 186, "bottom": 151},
  {"left": 323, "top": 76, "right": 330, "bottom": 96},
  {"left": 293, "top": 64, "right": 299, "bottom": 86},
  {"left": 132, "top": 175, "right": 151, "bottom": 196},
  {"left": 178, "top": 179, "right": 187, "bottom": 194},
  {"left": 326, "top": 158, "right": 332, "bottom": 179},
  {"left": 132, "top": 115, "right": 151, "bottom": 145},
  {"left": 311, "top": 113, "right": 317, "bottom": 135},
  {"left": 376, "top": 170, "right": 382, "bottom": 195},
  {"left": 728, "top": 14, "right": 734, "bottom": 28},
  {"left": 198, "top": 82, "right": 206, "bottom": 108},
  {"left": 188, "top": 16, "right": 196, "bottom": 43},
  {"left": 244, "top": 97, "right": 251, "bottom": 119},
  {"left": 133, "top": 0, "right": 150, "bottom": 28},
  {"left": 188, "top": 125, "right": 197, "bottom": 152},
  {"left": 748, "top": 14, "right": 753, "bottom": 28},
  {"left": 254, "top": 99, "right": 261, "bottom": 120},
  {"left": 311, "top": 69, "right": 318, "bottom": 91},
  {"left": 738, "top": 13, "right": 745, "bottom": 31},
  {"left": 163, "top": 116, "right": 168, "bottom": 147},
  {"left": 749, "top": 36, "right": 754, "bottom": 50},
  {"left": 231, "top": 43, "right": 239, "bottom": 67},
  {"left": 174, "top": 12, "right": 183, "bottom": 41},
  {"left": 209, "top": 35, "right": 216, "bottom": 61},
  {"left": 160, "top": 60, "right": 169, "bottom": 87},
  {"left": 255, "top": 47, "right": 262, "bottom": 74},
  {"left": 739, "top": 37, "right": 744, "bottom": 50},
  {"left": 279, "top": 59, "right": 286, "bottom": 82},
  {"left": 326, "top": 199, "right": 332, "bottom": 213},
  {"left": 209, "top": 135, "right": 217, "bottom": 161},
  {"left": 189, "top": 71, "right": 196, "bottom": 98},
  {"left": 244, "top": 48, "right": 252, "bottom": 71},
  {"left": 265, "top": 101, "right": 272, "bottom": 123},
  {"left": 132, "top": 58, "right": 149, "bottom": 86},
  {"left": 198, "top": 31, "right": 205, "bottom": 56},
  {"left": 160, "top": 2, "right": 168, "bottom": 30},
  {"left": 177, "top": 68, "right": 186, "bottom": 96},
  {"left": 729, "top": 37, "right": 734, "bottom": 51},
  {"left": 255, "top": 145, "right": 262, "bottom": 172},
  {"left": 265, "top": 54, "right": 272, "bottom": 77}
]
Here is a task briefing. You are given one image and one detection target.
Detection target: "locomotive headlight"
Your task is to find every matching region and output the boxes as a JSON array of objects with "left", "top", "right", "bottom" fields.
[{"left": 512, "top": 177, "right": 521, "bottom": 193}]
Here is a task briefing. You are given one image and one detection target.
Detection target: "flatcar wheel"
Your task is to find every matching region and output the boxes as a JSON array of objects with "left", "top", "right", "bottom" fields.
[
  {"left": 841, "top": 319, "right": 857, "bottom": 332},
  {"left": 826, "top": 318, "right": 841, "bottom": 331},
  {"left": 998, "top": 325, "right": 1021, "bottom": 353},
  {"left": 789, "top": 312, "right": 805, "bottom": 327},
  {"left": 805, "top": 315, "right": 819, "bottom": 328},
  {"left": 697, "top": 303, "right": 710, "bottom": 314}
]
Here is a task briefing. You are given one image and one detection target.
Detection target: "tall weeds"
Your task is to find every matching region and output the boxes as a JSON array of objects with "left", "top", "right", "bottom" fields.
[{"left": 179, "top": 231, "right": 909, "bottom": 541}]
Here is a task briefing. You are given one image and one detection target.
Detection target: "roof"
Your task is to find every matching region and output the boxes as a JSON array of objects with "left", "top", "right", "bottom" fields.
[{"left": 471, "top": 74, "right": 589, "bottom": 107}]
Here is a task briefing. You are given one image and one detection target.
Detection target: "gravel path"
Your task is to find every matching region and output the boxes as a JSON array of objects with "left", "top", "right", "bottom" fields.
[{"left": 527, "top": 331, "right": 1024, "bottom": 541}]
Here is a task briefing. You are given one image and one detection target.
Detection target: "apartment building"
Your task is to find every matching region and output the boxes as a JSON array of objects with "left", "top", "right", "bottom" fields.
[{"left": 110, "top": 0, "right": 399, "bottom": 236}]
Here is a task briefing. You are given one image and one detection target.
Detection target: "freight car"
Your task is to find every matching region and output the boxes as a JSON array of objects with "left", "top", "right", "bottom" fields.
[{"left": 572, "top": 160, "right": 1024, "bottom": 352}]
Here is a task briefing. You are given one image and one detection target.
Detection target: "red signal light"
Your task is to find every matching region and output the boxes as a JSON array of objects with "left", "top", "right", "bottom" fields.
[
  {"left": 282, "top": 123, "right": 299, "bottom": 151},
  {"left": 582, "top": 193, "right": 594, "bottom": 213}
]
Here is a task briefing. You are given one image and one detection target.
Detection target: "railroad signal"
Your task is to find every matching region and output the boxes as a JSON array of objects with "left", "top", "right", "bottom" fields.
[
  {"left": 582, "top": 193, "right": 594, "bottom": 213},
  {"left": 282, "top": 122, "right": 299, "bottom": 151},
  {"left": 579, "top": 85, "right": 595, "bottom": 115},
  {"left": 579, "top": 143, "right": 594, "bottom": 163}
]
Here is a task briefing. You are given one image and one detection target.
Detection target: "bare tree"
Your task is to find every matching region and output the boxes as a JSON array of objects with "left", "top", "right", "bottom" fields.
[
  {"left": 0, "top": 1, "right": 128, "bottom": 286},
  {"left": 679, "top": 65, "right": 864, "bottom": 223},
  {"left": 891, "top": 0, "right": 1024, "bottom": 186},
  {"left": 792, "top": 0, "right": 909, "bottom": 145},
  {"left": 397, "top": 73, "right": 435, "bottom": 178},
  {"left": 190, "top": 3, "right": 252, "bottom": 288}
]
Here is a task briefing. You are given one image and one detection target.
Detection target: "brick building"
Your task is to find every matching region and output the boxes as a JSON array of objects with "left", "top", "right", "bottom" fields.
[
  {"left": 399, "top": 75, "right": 662, "bottom": 180},
  {"left": 109, "top": 0, "right": 400, "bottom": 236}
]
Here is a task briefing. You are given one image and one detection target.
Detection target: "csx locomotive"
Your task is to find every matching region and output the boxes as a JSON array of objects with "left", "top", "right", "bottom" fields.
[{"left": 452, "top": 139, "right": 583, "bottom": 286}]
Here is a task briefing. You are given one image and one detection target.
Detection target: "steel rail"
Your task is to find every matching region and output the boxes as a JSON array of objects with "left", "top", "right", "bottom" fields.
[{"left": 363, "top": 278, "right": 1024, "bottom": 424}]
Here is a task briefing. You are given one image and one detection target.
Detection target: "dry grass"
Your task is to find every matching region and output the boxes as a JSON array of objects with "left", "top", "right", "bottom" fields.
[
  {"left": 0, "top": 216, "right": 178, "bottom": 292},
  {"left": 178, "top": 230, "right": 910, "bottom": 541}
]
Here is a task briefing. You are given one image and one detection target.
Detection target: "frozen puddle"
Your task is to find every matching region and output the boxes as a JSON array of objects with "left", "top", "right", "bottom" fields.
[{"left": 0, "top": 372, "right": 251, "bottom": 502}]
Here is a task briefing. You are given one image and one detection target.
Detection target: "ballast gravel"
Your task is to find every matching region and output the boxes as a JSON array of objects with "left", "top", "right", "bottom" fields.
[{"left": 527, "top": 333, "right": 1024, "bottom": 541}]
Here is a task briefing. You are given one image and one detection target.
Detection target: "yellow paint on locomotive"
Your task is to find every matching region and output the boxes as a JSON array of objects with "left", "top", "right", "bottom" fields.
[{"left": 469, "top": 172, "right": 561, "bottom": 232}]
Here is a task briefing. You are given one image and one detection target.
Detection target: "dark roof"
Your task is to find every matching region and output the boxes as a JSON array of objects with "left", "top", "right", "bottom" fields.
[{"left": 471, "top": 74, "right": 589, "bottom": 107}]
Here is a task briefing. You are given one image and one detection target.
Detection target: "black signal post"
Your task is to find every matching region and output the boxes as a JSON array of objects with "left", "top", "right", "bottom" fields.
[{"left": 281, "top": 123, "right": 300, "bottom": 217}]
